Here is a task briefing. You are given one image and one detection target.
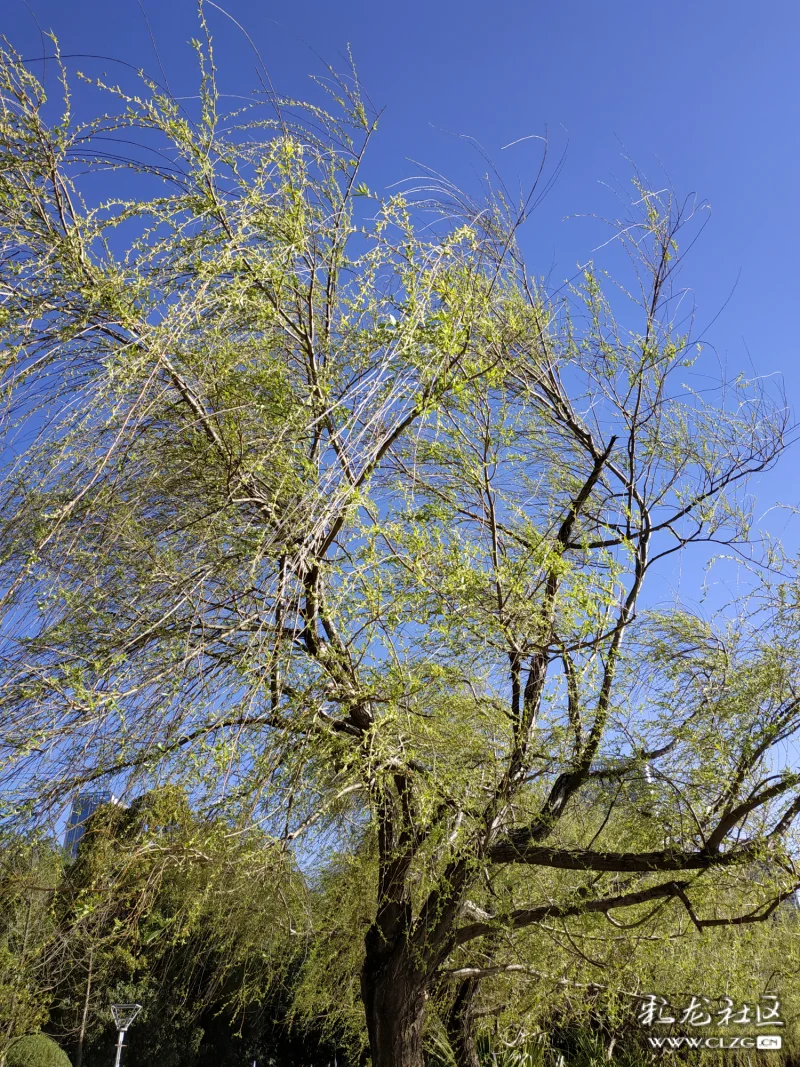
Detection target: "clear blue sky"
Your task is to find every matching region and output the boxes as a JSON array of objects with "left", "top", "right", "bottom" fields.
[{"left": 4, "top": 0, "right": 800, "bottom": 592}]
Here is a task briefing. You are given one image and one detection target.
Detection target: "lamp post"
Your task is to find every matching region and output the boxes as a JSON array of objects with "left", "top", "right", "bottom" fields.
[{"left": 110, "top": 1004, "right": 142, "bottom": 1067}]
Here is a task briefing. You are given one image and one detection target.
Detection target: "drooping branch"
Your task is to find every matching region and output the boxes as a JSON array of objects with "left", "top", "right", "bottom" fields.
[
  {"left": 487, "top": 842, "right": 760, "bottom": 872},
  {"left": 454, "top": 880, "right": 689, "bottom": 945},
  {"left": 454, "top": 877, "right": 800, "bottom": 947}
]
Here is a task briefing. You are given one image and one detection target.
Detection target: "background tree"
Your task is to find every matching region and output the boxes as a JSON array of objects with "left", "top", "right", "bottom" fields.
[
  {"left": 0, "top": 796, "right": 341, "bottom": 1067},
  {"left": 0, "top": 834, "right": 62, "bottom": 1064},
  {"left": 0, "top": 21, "right": 798, "bottom": 1067},
  {"left": 46, "top": 788, "right": 315, "bottom": 1067}
]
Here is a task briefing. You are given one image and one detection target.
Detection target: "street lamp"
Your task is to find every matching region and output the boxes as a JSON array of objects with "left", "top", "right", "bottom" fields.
[{"left": 110, "top": 1003, "right": 142, "bottom": 1067}]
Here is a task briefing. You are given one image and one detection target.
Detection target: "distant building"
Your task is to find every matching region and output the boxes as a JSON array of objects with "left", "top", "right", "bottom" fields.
[{"left": 64, "top": 790, "right": 119, "bottom": 857}]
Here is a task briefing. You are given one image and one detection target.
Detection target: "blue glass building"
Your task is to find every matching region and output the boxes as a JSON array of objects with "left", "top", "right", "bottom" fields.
[{"left": 64, "top": 790, "right": 118, "bottom": 857}]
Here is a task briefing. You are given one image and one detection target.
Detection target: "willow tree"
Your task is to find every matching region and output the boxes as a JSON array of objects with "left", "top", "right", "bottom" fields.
[
  {"left": 45, "top": 786, "right": 308, "bottom": 1067},
  {"left": 0, "top": 25, "right": 798, "bottom": 1067},
  {"left": 0, "top": 833, "right": 62, "bottom": 1064}
]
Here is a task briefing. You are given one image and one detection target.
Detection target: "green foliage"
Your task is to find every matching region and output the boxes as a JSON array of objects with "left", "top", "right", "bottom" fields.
[
  {"left": 0, "top": 836, "right": 62, "bottom": 1061},
  {"left": 47, "top": 788, "right": 314, "bottom": 1064},
  {"left": 6, "top": 1035, "right": 71, "bottom": 1067},
  {"left": 292, "top": 836, "right": 377, "bottom": 1058}
]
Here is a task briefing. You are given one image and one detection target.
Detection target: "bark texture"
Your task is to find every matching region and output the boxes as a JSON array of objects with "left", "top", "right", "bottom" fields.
[
  {"left": 445, "top": 976, "right": 481, "bottom": 1067},
  {"left": 361, "top": 925, "right": 427, "bottom": 1067}
]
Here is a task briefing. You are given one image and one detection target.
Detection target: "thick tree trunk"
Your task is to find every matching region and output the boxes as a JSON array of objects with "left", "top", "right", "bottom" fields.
[
  {"left": 361, "top": 927, "right": 427, "bottom": 1067},
  {"left": 444, "top": 977, "right": 481, "bottom": 1067}
]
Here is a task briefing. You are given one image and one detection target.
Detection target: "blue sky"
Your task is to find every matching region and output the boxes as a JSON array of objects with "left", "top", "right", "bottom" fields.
[{"left": 4, "top": 0, "right": 800, "bottom": 595}]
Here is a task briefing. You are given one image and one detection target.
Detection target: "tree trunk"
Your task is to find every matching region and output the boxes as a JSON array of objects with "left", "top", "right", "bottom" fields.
[
  {"left": 444, "top": 977, "right": 481, "bottom": 1067},
  {"left": 75, "top": 949, "right": 93, "bottom": 1067},
  {"left": 361, "top": 928, "right": 427, "bottom": 1067}
]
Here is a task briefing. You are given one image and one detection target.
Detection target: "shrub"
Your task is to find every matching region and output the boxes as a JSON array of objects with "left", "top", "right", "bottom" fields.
[{"left": 6, "top": 1034, "right": 72, "bottom": 1067}]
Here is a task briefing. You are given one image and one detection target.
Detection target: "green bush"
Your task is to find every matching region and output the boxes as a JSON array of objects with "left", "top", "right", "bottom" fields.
[{"left": 6, "top": 1034, "right": 72, "bottom": 1067}]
